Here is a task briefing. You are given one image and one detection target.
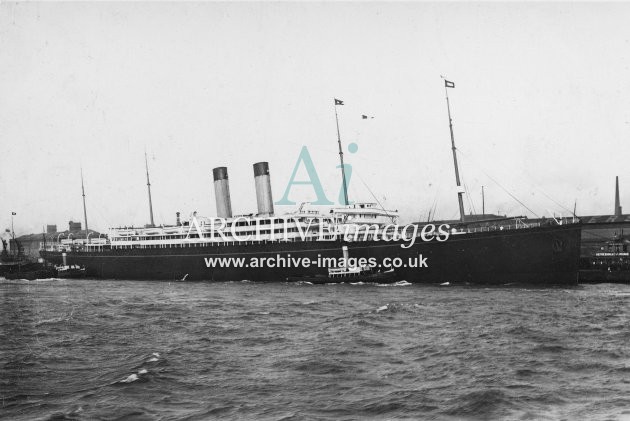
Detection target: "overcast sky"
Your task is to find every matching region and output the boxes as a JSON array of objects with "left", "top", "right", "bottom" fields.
[{"left": 2, "top": 2, "right": 630, "bottom": 235}]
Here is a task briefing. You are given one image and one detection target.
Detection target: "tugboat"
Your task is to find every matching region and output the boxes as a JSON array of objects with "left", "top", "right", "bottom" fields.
[
  {"left": 2, "top": 225, "right": 81, "bottom": 281},
  {"left": 286, "top": 246, "right": 398, "bottom": 284},
  {"left": 287, "top": 267, "right": 397, "bottom": 284},
  {"left": 3, "top": 261, "right": 58, "bottom": 280},
  {"left": 55, "top": 264, "right": 87, "bottom": 279},
  {"left": 1, "top": 227, "right": 57, "bottom": 280},
  {"left": 53, "top": 248, "right": 87, "bottom": 278},
  {"left": 0, "top": 237, "right": 29, "bottom": 276}
]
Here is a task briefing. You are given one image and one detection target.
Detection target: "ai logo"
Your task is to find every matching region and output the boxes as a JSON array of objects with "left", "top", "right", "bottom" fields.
[{"left": 275, "top": 143, "right": 359, "bottom": 206}]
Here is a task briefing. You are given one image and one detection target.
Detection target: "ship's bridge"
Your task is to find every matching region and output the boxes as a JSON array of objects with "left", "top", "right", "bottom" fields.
[{"left": 331, "top": 202, "right": 399, "bottom": 225}]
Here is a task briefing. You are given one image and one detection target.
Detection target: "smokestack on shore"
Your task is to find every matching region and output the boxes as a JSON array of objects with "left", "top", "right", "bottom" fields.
[
  {"left": 253, "top": 162, "right": 274, "bottom": 216},
  {"left": 615, "top": 176, "right": 622, "bottom": 216},
  {"left": 213, "top": 167, "right": 233, "bottom": 218}
]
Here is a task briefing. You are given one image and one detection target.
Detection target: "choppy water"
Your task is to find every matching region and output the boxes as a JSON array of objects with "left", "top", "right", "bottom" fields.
[{"left": 1, "top": 279, "right": 629, "bottom": 421}]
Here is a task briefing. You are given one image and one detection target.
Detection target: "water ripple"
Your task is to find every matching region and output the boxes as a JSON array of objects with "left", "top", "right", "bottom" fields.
[{"left": 1, "top": 280, "right": 628, "bottom": 420}]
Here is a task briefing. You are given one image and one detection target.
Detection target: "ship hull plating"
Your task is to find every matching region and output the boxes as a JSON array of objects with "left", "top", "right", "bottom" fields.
[{"left": 40, "top": 224, "right": 581, "bottom": 284}]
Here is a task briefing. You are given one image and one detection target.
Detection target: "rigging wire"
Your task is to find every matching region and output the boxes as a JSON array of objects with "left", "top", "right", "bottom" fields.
[
  {"left": 457, "top": 144, "right": 575, "bottom": 216},
  {"left": 455, "top": 149, "right": 540, "bottom": 218},
  {"left": 425, "top": 177, "right": 442, "bottom": 222},
  {"left": 430, "top": 199, "right": 439, "bottom": 222},
  {"left": 463, "top": 180, "right": 477, "bottom": 215},
  {"left": 351, "top": 169, "right": 397, "bottom": 223}
]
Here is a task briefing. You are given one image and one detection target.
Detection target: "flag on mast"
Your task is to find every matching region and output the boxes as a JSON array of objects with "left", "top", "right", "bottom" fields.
[
  {"left": 334, "top": 98, "right": 344, "bottom": 105},
  {"left": 11, "top": 212, "right": 16, "bottom": 215},
  {"left": 445, "top": 80, "right": 455, "bottom": 88},
  {"left": 362, "top": 115, "right": 374, "bottom": 119}
]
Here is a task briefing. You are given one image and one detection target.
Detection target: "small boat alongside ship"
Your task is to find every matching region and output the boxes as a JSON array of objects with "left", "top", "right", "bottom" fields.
[
  {"left": 2, "top": 263, "right": 87, "bottom": 281},
  {"left": 287, "top": 267, "right": 397, "bottom": 285},
  {"left": 55, "top": 264, "right": 87, "bottom": 279},
  {"left": 1, "top": 230, "right": 57, "bottom": 280},
  {"left": 286, "top": 246, "right": 398, "bottom": 284},
  {"left": 1, "top": 232, "right": 87, "bottom": 280},
  {"left": 0, "top": 236, "right": 29, "bottom": 276},
  {"left": 3, "top": 262, "right": 58, "bottom": 280}
]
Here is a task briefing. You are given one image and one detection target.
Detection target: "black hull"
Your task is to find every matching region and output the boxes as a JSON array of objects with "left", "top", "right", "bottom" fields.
[{"left": 40, "top": 224, "right": 581, "bottom": 285}]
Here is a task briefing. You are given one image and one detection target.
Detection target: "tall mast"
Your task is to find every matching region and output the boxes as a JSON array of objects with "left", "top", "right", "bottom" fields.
[
  {"left": 334, "top": 98, "right": 349, "bottom": 206},
  {"left": 482, "top": 185, "right": 485, "bottom": 215},
  {"left": 145, "top": 151, "right": 155, "bottom": 227},
  {"left": 80, "top": 168, "right": 89, "bottom": 243},
  {"left": 444, "top": 79, "right": 466, "bottom": 223}
]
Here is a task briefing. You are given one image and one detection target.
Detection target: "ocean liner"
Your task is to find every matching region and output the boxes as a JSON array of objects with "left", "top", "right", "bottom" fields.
[
  {"left": 38, "top": 191, "right": 580, "bottom": 284},
  {"left": 40, "top": 87, "right": 581, "bottom": 284}
]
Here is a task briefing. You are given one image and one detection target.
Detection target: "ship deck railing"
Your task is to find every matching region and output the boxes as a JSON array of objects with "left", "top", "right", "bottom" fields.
[
  {"left": 452, "top": 218, "right": 582, "bottom": 234},
  {"left": 38, "top": 220, "right": 577, "bottom": 251},
  {"left": 457, "top": 222, "right": 542, "bottom": 234}
]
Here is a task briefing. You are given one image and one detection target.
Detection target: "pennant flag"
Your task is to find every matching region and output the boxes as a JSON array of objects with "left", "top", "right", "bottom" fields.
[
  {"left": 334, "top": 98, "right": 344, "bottom": 105},
  {"left": 445, "top": 80, "right": 455, "bottom": 88},
  {"left": 362, "top": 115, "right": 374, "bottom": 119},
  {"left": 11, "top": 212, "right": 16, "bottom": 215}
]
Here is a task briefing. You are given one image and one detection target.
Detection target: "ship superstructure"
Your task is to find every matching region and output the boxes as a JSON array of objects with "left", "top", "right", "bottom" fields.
[{"left": 43, "top": 201, "right": 400, "bottom": 253}]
